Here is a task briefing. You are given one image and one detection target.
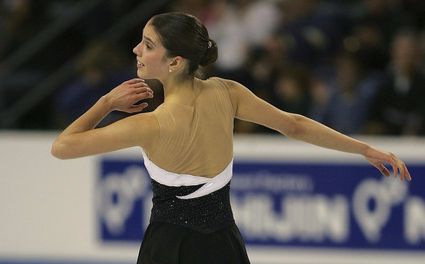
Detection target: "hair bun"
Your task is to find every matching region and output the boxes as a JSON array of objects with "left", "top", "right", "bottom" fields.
[{"left": 199, "top": 39, "right": 218, "bottom": 67}]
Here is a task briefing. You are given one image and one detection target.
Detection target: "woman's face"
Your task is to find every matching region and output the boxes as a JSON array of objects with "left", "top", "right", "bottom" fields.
[{"left": 133, "top": 23, "right": 170, "bottom": 80}]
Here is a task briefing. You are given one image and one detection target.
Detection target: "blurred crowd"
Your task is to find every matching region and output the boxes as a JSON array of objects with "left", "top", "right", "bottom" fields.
[{"left": 1, "top": 0, "right": 425, "bottom": 136}]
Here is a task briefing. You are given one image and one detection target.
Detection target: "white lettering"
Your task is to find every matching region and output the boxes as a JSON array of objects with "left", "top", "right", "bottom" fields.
[
  {"left": 232, "top": 194, "right": 349, "bottom": 243},
  {"left": 96, "top": 166, "right": 150, "bottom": 234},
  {"left": 405, "top": 197, "right": 425, "bottom": 244},
  {"left": 353, "top": 178, "right": 408, "bottom": 243}
]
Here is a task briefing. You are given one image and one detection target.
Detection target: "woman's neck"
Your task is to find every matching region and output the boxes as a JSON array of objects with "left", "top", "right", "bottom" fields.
[{"left": 162, "top": 75, "right": 197, "bottom": 105}]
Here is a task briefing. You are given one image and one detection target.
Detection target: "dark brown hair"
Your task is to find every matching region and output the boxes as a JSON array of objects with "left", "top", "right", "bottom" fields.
[{"left": 150, "top": 12, "right": 218, "bottom": 75}]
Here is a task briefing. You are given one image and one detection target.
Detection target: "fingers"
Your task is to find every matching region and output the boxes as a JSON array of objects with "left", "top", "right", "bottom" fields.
[
  {"left": 131, "top": 81, "right": 150, "bottom": 89},
  {"left": 378, "top": 161, "right": 411, "bottom": 182},
  {"left": 130, "top": 81, "right": 153, "bottom": 96},
  {"left": 132, "top": 90, "right": 153, "bottom": 101},
  {"left": 127, "top": 82, "right": 154, "bottom": 100},
  {"left": 389, "top": 153, "right": 412, "bottom": 182},
  {"left": 134, "top": 87, "right": 154, "bottom": 95},
  {"left": 403, "top": 164, "right": 412, "bottom": 181},
  {"left": 130, "top": 90, "right": 153, "bottom": 108},
  {"left": 379, "top": 164, "right": 391, "bottom": 177},
  {"left": 107, "top": 79, "right": 154, "bottom": 113},
  {"left": 128, "top": 102, "right": 149, "bottom": 113},
  {"left": 125, "top": 79, "right": 152, "bottom": 93},
  {"left": 125, "top": 78, "right": 145, "bottom": 84},
  {"left": 388, "top": 153, "right": 399, "bottom": 179},
  {"left": 365, "top": 148, "right": 397, "bottom": 177},
  {"left": 367, "top": 149, "right": 412, "bottom": 182},
  {"left": 398, "top": 160, "right": 412, "bottom": 182}
]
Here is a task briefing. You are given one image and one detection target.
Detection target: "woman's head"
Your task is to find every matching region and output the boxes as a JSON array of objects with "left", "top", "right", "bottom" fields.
[{"left": 133, "top": 12, "right": 217, "bottom": 80}]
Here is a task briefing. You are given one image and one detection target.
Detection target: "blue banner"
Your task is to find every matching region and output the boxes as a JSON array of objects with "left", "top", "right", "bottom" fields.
[
  {"left": 97, "top": 159, "right": 149, "bottom": 242},
  {"left": 96, "top": 158, "right": 425, "bottom": 250}
]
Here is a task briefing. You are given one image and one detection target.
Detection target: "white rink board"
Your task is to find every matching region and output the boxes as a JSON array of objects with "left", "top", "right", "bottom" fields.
[{"left": 0, "top": 131, "right": 424, "bottom": 264}]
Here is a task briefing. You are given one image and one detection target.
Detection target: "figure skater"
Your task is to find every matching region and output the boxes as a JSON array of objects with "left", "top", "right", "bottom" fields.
[{"left": 51, "top": 12, "right": 412, "bottom": 264}]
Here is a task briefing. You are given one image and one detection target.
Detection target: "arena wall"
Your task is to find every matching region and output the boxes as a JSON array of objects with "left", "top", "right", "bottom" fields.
[{"left": 1, "top": 132, "right": 424, "bottom": 264}]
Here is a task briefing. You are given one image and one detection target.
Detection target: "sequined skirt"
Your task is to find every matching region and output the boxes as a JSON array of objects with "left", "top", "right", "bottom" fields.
[
  {"left": 149, "top": 179, "right": 235, "bottom": 233},
  {"left": 137, "top": 179, "right": 251, "bottom": 264}
]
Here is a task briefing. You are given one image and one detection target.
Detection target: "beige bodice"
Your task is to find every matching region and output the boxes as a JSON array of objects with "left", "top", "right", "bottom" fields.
[{"left": 144, "top": 77, "right": 235, "bottom": 178}]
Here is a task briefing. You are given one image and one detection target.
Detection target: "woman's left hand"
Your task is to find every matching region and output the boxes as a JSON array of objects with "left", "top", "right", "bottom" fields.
[{"left": 363, "top": 146, "right": 412, "bottom": 182}]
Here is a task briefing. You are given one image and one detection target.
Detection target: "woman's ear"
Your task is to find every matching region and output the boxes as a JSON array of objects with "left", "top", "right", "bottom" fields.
[{"left": 169, "top": 56, "right": 186, "bottom": 73}]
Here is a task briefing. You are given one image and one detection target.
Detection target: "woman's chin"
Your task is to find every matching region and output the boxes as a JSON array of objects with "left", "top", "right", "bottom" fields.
[
  {"left": 136, "top": 68, "right": 160, "bottom": 81},
  {"left": 136, "top": 69, "right": 148, "bottom": 79}
]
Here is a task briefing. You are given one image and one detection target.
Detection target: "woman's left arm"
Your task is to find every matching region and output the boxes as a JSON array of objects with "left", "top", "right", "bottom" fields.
[
  {"left": 51, "top": 78, "right": 157, "bottom": 159},
  {"left": 226, "top": 79, "right": 412, "bottom": 182}
]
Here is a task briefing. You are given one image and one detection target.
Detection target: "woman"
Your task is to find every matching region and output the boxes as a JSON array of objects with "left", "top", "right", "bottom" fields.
[{"left": 51, "top": 12, "right": 412, "bottom": 264}]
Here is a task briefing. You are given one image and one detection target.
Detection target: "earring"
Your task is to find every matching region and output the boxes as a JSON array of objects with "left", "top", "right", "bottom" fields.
[{"left": 169, "top": 69, "right": 172, "bottom": 73}]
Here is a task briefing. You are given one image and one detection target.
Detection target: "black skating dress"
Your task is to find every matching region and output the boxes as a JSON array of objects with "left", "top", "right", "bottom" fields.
[
  {"left": 136, "top": 150, "right": 251, "bottom": 264},
  {"left": 137, "top": 77, "right": 251, "bottom": 263}
]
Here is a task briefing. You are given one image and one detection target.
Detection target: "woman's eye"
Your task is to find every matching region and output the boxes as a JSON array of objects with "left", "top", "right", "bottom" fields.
[
  {"left": 142, "top": 40, "right": 152, "bottom": 50},
  {"left": 143, "top": 41, "right": 152, "bottom": 50}
]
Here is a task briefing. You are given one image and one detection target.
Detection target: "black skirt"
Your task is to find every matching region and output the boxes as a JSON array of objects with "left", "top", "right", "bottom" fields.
[
  {"left": 137, "top": 179, "right": 251, "bottom": 264},
  {"left": 137, "top": 221, "right": 251, "bottom": 264}
]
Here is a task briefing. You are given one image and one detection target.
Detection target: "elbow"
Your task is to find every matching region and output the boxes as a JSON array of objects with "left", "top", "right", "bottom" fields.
[{"left": 279, "top": 114, "right": 306, "bottom": 139}]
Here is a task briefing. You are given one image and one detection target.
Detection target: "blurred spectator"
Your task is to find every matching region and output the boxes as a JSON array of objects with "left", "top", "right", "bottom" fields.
[
  {"left": 310, "top": 52, "right": 380, "bottom": 134},
  {"left": 170, "top": 0, "right": 209, "bottom": 19},
  {"left": 344, "top": 19, "right": 389, "bottom": 72},
  {"left": 202, "top": 0, "right": 280, "bottom": 81},
  {"left": 52, "top": 41, "right": 134, "bottom": 128},
  {"left": 272, "top": 66, "right": 311, "bottom": 116},
  {"left": 344, "top": 0, "right": 403, "bottom": 72},
  {"left": 421, "top": 30, "right": 425, "bottom": 74},
  {"left": 0, "top": 0, "right": 31, "bottom": 57},
  {"left": 366, "top": 30, "right": 425, "bottom": 135},
  {"left": 203, "top": 0, "right": 247, "bottom": 79},
  {"left": 276, "top": 0, "right": 349, "bottom": 68},
  {"left": 308, "top": 74, "right": 331, "bottom": 123},
  {"left": 398, "top": 0, "right": 425, "bottom": 29},
  {"left": 353, "top": 0, "right": 400, "bottom": 42},
  {"left": 1, "top": 0, "right": 425, "bottom": 133},
  {"left": 0, "top": 0, "right": 54, "bottom": 58},
  {"left": 238, "top": 0, "right": 281, "bottom": 47},
  {"left": 233, "top": 45, "right": 283, "bottom": 134},
  {"left": 245, "top": 45, "right": 282, "bottom": 95}
]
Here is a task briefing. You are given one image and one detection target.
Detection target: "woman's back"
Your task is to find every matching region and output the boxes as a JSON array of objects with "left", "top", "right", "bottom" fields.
[{"left": 144, "top": 77, "right": 235, "bottom": 177}]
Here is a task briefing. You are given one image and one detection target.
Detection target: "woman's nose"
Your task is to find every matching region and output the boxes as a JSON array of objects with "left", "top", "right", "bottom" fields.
[{"left": 133, "top": 43, "right": 141, "bottom": 55}]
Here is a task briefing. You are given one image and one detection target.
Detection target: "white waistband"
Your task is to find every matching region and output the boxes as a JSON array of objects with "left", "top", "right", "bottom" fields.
[{"left": 141, "top": 149, "right": 233, "bottom": 199}]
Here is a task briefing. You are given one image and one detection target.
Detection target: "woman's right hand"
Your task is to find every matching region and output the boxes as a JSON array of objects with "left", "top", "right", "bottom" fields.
[{"left": 104, "top": 78, "right": 154, "bottom": 113}]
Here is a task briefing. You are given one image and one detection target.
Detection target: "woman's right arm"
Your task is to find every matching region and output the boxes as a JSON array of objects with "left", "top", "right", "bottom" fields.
[
  {"left": 51, "top": 78, "right": 157, "bottom": 159},
  {"left": 225, "top": 79, "right": 411, "bottom": 181}
]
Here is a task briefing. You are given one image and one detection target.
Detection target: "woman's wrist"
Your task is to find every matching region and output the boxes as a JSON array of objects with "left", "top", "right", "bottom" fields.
[
  {"left": 100, "top": 94, "right": 114, "bottom": 113},
  {"left": 361, "top": 143, "right": 373, "bottom": 157}
]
